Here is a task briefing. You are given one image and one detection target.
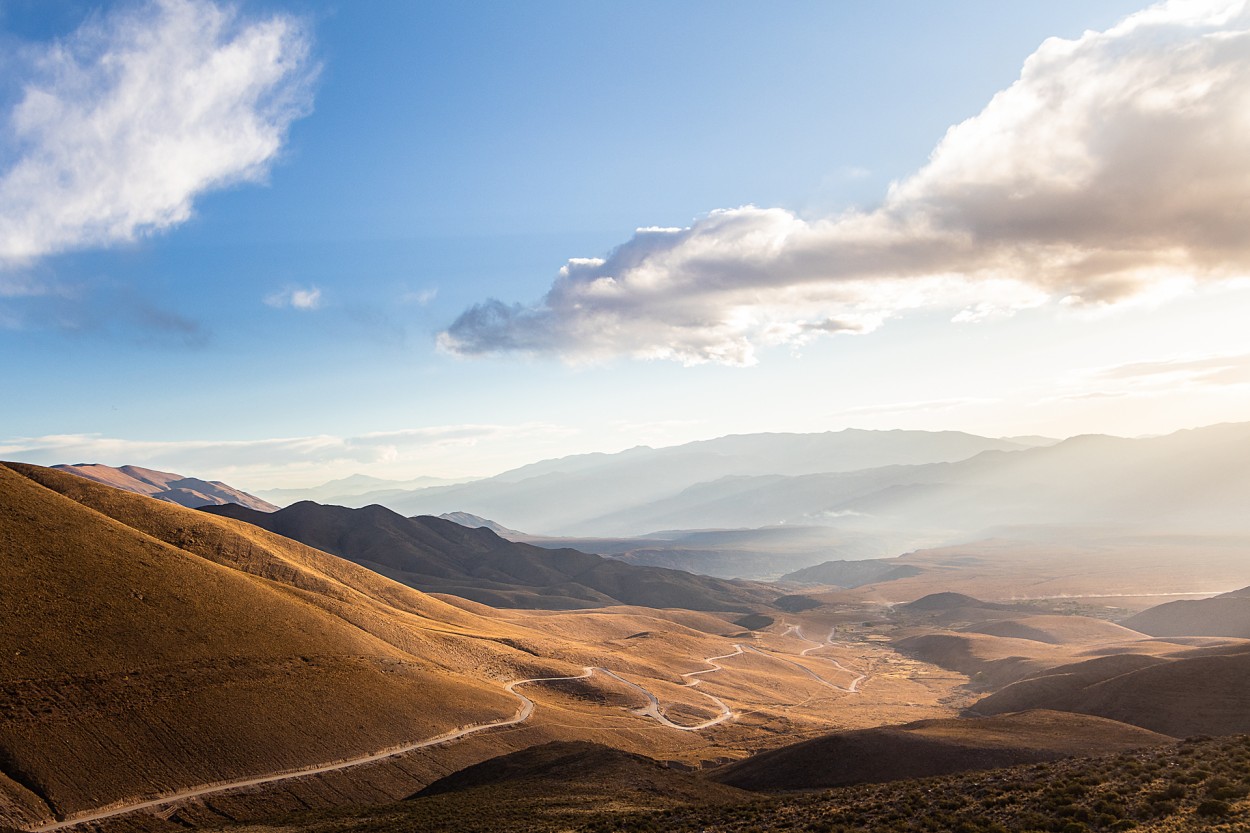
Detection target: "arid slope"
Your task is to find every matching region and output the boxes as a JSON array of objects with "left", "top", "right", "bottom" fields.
[
  {"left": 0, "top": 462, "right": 562, "bottom": 827},
  {"left": 201, "top": 501, "right": 776, "bottom": 611},
  {"left": 709, "top": 710, "right": 1172, "bottom": 791}
]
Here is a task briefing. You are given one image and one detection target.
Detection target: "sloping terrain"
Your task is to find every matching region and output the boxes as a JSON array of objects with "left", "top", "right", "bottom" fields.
[
  {"left": 4, "top": 463, "right": 956, "bottom": 831},
  {"left": 1124, "top": 587, "right": 1250, "bottom": 637},
  {"left": 0, "top": 462, "right": 542, "bottom": 828},
  {"left": 196, "top": 734, "right": 1250, "bottom": 833},
  {"left": 958, "top": 615, "right": 1146, "bottom": 645},
  {"left": 890, "top": 597, "right": 1230, "bottom": 690},
  {"left": 412, "top": 740, "right": 749, "bottom": 804},
  {"left": 53, "top": 463, "right": 278, "bottom": 511},
  {"left": 200, "top": 501, "right": 777, "bottom": 611},
  {"left": 709, "top": 710, "right": 1171, "bottom": 791},
  {"left": 782, "top": 558, "right": 925, "bottom": 587},
  {"left": 971, "top": 646, "right": 1250, "bottom": 736}
]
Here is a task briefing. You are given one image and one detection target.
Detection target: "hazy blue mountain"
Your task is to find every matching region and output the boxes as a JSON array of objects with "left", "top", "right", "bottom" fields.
[
  {"left": 256, "top": 473, "right": 474, "bottom": 508},
  {"left": 380, "top": 429, "right": 1031, "bottom": 534}
]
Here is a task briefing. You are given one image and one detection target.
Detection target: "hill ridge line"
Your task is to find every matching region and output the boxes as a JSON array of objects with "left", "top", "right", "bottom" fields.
[{"left": 23, "top": 650, "right": 747, "bottom": 832}]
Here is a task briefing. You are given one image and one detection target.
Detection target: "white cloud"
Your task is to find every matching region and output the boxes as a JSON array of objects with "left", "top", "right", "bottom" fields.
[
  {"left": 0, "top": 423, "right": 568, "bottom": 487},
  {"left": 0, "top": 0, "right": 315, "bottom": 267},
  {"left": 441, "top": 0, "right": 1250, "bottom": 366},
  {"left": 400, "top": 287, "right": 438, "bottom": 306},
  {"left": 265, "top": 284, "right": 322, "bottom": 310}
]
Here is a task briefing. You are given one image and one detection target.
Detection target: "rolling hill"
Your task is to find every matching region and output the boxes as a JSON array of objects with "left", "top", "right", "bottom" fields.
[
  {"left": 53, "top": 463, "right": 277, "bottom": 511},
  {"left": 200, "top": 501, "right": 777, "bottom": 612},
  {"left": 0, "top": 462, "right": 556, "bottom": 828},
  {"left": 709, "top": 710, "right": 1172, "bottom": 791},
  {"left": 411, "top": 740, "right": 749, "bottom": 805},
  {"left": 971, "top": 646, "right": 1250, "bottom": 737},
  {"left": 1123, "top": 586, "right": 1250, "bottom": 637}
]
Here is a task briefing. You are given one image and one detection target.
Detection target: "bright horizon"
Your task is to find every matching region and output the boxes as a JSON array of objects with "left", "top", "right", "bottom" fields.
[{"left": 3, "top": 0, "right": 1250, "bottom": 490}]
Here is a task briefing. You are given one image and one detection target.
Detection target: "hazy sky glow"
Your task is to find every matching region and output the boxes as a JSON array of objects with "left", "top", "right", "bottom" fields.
[{"left": 3, "top": 0, "right": 1250, "bottom": 489}]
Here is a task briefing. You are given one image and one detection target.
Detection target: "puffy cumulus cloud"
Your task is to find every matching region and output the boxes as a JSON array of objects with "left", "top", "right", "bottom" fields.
[
  {"left": 264, "top": 284, "right": 322, "bottom": 310},
  {"left": 441, "top": 0, "right": 1250, "bottom": 366},
  {"left": 0, "top": 0, "right": 315, "bottom": 267}
]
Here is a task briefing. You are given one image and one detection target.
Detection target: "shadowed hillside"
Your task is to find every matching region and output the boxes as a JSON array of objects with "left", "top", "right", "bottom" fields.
[
  {"left": 709, "top": 710, "right": 1171, "bottom": 791},
  {"left": 201, "top": 501, "right": 777, "bottom": 612},
  {"left": 1124, "top": 586, "right": 1250, "bottom": 637},
  {"left": 412, "top": 740, "right": 749, "bottom": 805},
  {"left": 195, "top": 734, "right": 1250, "bottom": 833},
  {"left": 972, "top": 647, "right": 1250, "bottom": 737}
]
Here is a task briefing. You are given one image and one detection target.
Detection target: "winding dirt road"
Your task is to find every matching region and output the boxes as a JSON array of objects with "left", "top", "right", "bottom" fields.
[
  {"left": 592, "top": 645, "right": 742, "bottom": 731},
  {"left": 25, "top": 629, "right": 869, "bottom": 831},
  {"left": 25, "top": 652, "right": 745, "bottom": 832},
  {"left": 774, "top": 624, "right": 867, "bottom": 693}
]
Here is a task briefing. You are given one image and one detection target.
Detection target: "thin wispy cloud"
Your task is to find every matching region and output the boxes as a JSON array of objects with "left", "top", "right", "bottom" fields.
[
  {"left": 1089, "top": 353, "right": 1250, "bottom": 390},
  {"left": 1045, "top": 352, "right": 1250, "bottom": 404},
  {"left": 0, "top": 0, "right": 316, "bottom": 269},
  {"left": 441, "top": 1, "right": 1250, "bottom": 366},
  {"left": 400, "top": 287, "right": 438, "bottom": 306},
  {"left": 0, "top": 423, "right": 570, "bottom": 485},
  {"left": 0, "top": 278, "right": 210, "bottom": 347},
  {"left": 265, "top": 285, "right": 322, "bottom": 310}
]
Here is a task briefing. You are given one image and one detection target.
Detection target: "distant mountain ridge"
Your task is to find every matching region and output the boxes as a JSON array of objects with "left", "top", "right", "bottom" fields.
[
  {"left": 372, "top": 429, "right": 1036, "bottom": 535},
  {"left": 256, "top": 473, "right": 474, "bottom": 508},
  {"left": 201, "top": 501, "right": 778, "bottom": 612},
  {"left": 53, "top": 463, "right": 277, "bottom": 512},
  {"left": 577, "top": 421, "right": 1250, "bottom": 542}
]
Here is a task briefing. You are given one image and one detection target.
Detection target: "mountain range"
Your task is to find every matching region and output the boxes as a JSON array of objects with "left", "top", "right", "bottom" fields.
[
  {"left": 254, "top": 473, "right": 474, "bottom": 509},
  {"left": 355, "top": 429, "right": 1040, "bottom": 535},
  {"left": 200, "top": 500, "right": 777, "bottom": 612},
  {"left": 246, "top": 424, "right": 1250, "bottom": 585}
]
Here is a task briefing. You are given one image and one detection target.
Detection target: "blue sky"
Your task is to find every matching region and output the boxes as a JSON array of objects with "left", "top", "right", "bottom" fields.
[{"left": 3, "top": 0, "right": 1250, "bottom": 488}]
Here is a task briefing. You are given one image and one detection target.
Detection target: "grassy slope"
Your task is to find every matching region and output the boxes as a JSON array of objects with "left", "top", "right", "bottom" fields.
[{"left": 0, "top": 464, "right": 568, "bottom": 825}]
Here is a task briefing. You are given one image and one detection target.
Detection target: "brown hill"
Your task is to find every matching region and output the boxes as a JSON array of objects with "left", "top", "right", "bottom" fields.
[
  {"left": 894, "top": 592, "right": 1035, "bottom": 627},
  {"left": 201, "top": 501, "right": 776, "bottom": 612},
  {"left": 412, "top": 740, "right": 748, "bottom": 805},
  {"left": 1123, "top": 589, "right": 1250, "bottom": 637},
  {"left": 0, "top": 462, "right": 586, "bottom": 828},
  {"left": 709, "top": 710, "right": 1171, "bottom": 791},
  {"left": 971, "top": 647, "right": 1250, "bottom": 737},
  {"left": 3, "top": 462, "right": 902, "bottom": 831},
  {"left": 189, "top": 733, "right": 1250, "bottom": 833},
  {"left": 893, "top": 632, "right": 1075, "bottom": 689},
  {"left": 959, "top": 615, "right": 1146, "bottom": 645},
  {"left": 53, "top": 463, "right": 278, "bottom": 511}
]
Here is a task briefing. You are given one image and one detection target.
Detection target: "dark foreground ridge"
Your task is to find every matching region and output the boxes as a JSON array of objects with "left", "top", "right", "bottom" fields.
[
  {"left": 202, "top": 501, "right": 778, "bottom": 611},
  {"left": 193, "top": 733, "right": 1250, "bottom": 833}
]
